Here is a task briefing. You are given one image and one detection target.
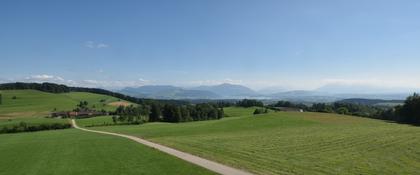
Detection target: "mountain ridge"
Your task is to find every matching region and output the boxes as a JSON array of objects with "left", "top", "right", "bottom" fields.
[{"left": 119, "top": 83, "right": 414, "bottom": 101}]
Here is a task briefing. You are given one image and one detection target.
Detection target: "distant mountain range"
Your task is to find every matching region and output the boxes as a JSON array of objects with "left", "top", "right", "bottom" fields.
[
  {"left": 191, "top": 83, "right": 259, "bottom": 97},
  {"left": 119, "top": 83, "right": 258, "bottom": 99},
  {"left": 119, "top": 85, "right": 220, "bottom": 99},
  {"left": 118, "top": 83, "right": 417, "bottom": 101}
]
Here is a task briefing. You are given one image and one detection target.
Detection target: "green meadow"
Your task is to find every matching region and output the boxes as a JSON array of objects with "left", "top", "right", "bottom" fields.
[
  {"left": 77, "top": 115, "right": 115, "bottom": 127},
  {"left": 223, "top": 106, "right": 260, "bottom": 117},
  {"left": 0, "top": 117, "right": 69, "bottom": 128},
  {"left": 89, "top": 107, "right": 420, "bottom": 175},
  {"left": 1, "top": 89, "right": 420, "bottom": 175},
  {"left": 0, "top": 129, "right": 215, "bottom": 175},
  {"left": 0, "top": 90, "right": 215, "bottom": 174},
  {"left": 0, "top": 90, "right": 133, "bottom": 118}
]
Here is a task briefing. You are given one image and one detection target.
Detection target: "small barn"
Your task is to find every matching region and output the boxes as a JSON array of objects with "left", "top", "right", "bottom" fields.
[
  {"left": 274, "top": 107, "right": 304, "bottom": 112},
  {"left": 51, "top": 110, "right": 106, "bottom": 118}
]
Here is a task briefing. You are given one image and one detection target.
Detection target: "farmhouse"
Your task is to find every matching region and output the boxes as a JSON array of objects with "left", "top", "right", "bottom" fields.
[{"left": 51, "top": 110, "right": 106, "bottom": 118}]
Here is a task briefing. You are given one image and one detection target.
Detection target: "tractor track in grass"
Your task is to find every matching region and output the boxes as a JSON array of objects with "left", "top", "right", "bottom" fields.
[{"left": 71, "top": 119, "right": 254, "bottom": 175}]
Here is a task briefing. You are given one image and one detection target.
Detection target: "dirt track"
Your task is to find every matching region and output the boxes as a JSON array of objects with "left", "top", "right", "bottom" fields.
[{"left": 71, "top": 119, "right": 254, "bottom": 175}]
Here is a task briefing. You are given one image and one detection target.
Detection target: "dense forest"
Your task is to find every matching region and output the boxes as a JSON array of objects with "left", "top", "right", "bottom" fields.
[{"left": 111, "top": 102, "right": 224, "bottom": 124}]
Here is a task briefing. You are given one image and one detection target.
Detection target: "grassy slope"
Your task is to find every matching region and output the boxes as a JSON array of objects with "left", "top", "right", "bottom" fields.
[
  {"left": 62, "top": 92, "right": 134, "bottom": 111},
  {"left": 0, "top": 90, "right": 133, "bottom": 118},
  {"left": 77, "top": 115, "right": 115, "bottom": 127},
  {"left": 223, "top": 106, "right": 259, "bottom": 117},
  {"left": 90, "top": 107, "right": 420, "bottom": 175},
  {"left": 0, "top": 90, "right": 215, "bottom": 175},
  {"left": 0, "top": 117, "right": 69, "bottom": 127},
  {"left": 0, "top": 129, "right": 215, "bottom": 175}
]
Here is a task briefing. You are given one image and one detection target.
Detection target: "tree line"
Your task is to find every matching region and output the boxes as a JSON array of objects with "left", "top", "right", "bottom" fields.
[
  {"left": 0, "top": 122, "right": 71, "bottom": 134},
  {"left": 236, "top": 99, "right": 264, "bottom": 107},
  {"left": 111, "top": 103, "right": 224, "bottom": 124},
  {"left": 383, "top": 93, "right": 420, "bottom": 124},
  {"left": 3, "top": 82, "right": 418, "bottom": 125},
  {"left": 271, "top": 94, "right": 420, "bottom": 125},
  {"left": 0, "top": 82, "right": 70, "bottom": 93},
  {"left": 271, "top": 100, "right": 383, "bottom": 117}
]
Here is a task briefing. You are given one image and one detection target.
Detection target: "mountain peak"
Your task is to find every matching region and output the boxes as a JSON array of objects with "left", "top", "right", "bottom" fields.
[{"left": 192, "top": 83, "right": 258, "bottom": 97}]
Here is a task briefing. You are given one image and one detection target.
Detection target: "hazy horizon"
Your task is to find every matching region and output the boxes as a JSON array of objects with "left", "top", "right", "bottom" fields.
[{"left": 2, "top": 0, "right": 420, "bottom": 92}]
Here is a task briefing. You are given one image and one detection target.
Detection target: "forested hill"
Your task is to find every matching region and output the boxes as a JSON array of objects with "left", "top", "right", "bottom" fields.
[{"left": 0, "top": 82, "right": 188, "bottom": 105}]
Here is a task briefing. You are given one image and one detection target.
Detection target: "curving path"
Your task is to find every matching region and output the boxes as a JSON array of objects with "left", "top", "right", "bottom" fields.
[{"left": 71, "top": 119, "right": 254, "bottom": 175}]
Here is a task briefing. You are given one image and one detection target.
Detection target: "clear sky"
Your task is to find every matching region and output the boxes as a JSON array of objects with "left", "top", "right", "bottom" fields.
[{"left": 1, "top": 0, "right": 420, "bottom": 90}]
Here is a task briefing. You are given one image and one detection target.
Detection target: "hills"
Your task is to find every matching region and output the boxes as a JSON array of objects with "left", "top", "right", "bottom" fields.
[
  {"left": 1, "top": 83, "right": 419, "bottom": 175},
  {"left": 119, "top": 83, "right": 258, "bottom": 99},
  {"left": 1, "top": 82, "right": 414, "bottom": 102},
  {"left": 0, "top": 89, "right": 132, "bottom": 118},
  {"left": 119, "top": 85, "right": 221, "bottom": 99},
  {"left": 192, "top": 83, "right": 258, "bottom": 97},
  {"left": 0, "top": 82, "right": 189, "bottom": 106},
  {"left": 119, "top": 83, "right": 414, "bottom": 101}
]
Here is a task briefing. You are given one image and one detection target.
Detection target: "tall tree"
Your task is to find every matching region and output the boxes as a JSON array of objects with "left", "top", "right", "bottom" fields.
[
  {"left": 396, "top": 93, "right": 420, "bottom": 124},
  {"left": 217, "top": 107, "right": 224, "bottom": 119},
  {"left": 149, "top": 104, "right": 162, "bottom": 122}
]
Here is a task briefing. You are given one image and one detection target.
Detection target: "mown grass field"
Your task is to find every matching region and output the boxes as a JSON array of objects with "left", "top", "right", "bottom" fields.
[
  {"left": 0, "top": 129, "right": 215, "bottom": 175},
  {"left": 0, "top": 90, "right": 134, "bottom": 118},
  {"left": 89, "top": 107, "right": 420, "bottom": 175}
]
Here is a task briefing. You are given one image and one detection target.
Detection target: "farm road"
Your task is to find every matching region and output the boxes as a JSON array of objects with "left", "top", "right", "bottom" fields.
[{"left": 71, "top": 119, "right": 254, "bottom": 175}]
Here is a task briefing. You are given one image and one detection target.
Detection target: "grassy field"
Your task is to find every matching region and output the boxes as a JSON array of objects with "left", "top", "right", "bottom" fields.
[
  {"left": 0, "top": 117, "right": 69, "bottom": 127},
  {"left": 88, "top": 107, "right": 420, "bottom": 175},
  {"left": 0, "top": 129, "right": 215, "bottom": 175},
  {"left": 2, "top": 89, "right": 420, "bottom": 175},
  {"left": 76, "top": 115, "right": 115, "bottom": 127},
  {"left": 223, "top": 106, "right": 259, "bottom": 117},
  {"left": 0, "top": 90, "right": 134, "bottom": 118},
  {"left": 0, "top": 90, "right": 215, "bottom": 174},
  {"left": 75, "top": 106, "right": 266, "bottom": 127}
]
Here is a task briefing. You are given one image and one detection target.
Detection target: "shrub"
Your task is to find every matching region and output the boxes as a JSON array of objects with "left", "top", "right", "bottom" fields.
[
  {"left": 0, "top": 122, "right": 71, "bottom": 134},
  {"left": 254, "top": 108, "right": 268, "bottom": 115}
]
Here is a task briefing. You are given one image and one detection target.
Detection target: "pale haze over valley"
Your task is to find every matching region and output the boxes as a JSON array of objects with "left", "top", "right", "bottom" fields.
[{"left": 1, "top": 0, "right": 419, "bottom": 97}]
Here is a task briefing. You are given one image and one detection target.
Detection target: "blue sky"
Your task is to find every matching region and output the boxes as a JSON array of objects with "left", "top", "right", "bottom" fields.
[{"left": 1, "top": 0, "right": 420, "bottom": 90}]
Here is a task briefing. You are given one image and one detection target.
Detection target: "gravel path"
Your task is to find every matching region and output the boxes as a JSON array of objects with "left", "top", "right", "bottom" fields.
[{"left": 71, "top": 119, "right": 254, "bottom": 175}]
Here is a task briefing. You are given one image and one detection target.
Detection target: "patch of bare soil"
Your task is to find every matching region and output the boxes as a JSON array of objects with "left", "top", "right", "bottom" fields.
[{"left": 108, "top": 101, "right": 132, "bottom": 107}]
